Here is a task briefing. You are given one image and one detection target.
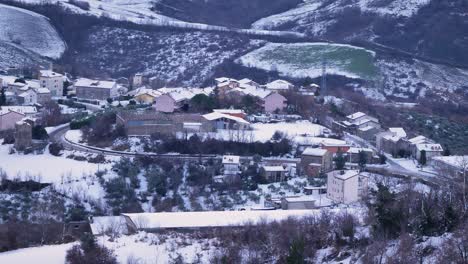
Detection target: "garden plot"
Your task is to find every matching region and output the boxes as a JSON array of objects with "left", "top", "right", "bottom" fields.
[{"left": 238, "top": 42, "right": 377, "bottom": 80}]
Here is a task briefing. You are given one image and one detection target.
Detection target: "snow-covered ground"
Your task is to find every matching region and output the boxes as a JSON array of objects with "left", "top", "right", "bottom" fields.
[
  {"left": 0, "top": 242, "right": 76, "bottom": 264},
  {"left": 0, "top": 143, "right": 112, "bottom": 184},
  {"left": 237, "top": 42, "right": 377, "bottom": 80},
  {"left": 0, "top": 3, "right": 66, "bottom": 59},
  {"left": 210, "top": 121, "right": 325, "bottom": 143}
]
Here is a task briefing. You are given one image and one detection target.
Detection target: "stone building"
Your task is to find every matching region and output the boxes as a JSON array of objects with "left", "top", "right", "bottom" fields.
[{"left": 14, "top": 120, "right": 32, "bottom": 151}]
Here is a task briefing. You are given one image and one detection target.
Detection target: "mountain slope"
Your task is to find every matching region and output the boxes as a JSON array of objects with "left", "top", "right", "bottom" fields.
[
  {"left": 0, "top": 3, "right": 65, "bottom": 59},
  {"left": 252, "top": 0, "right": 468, "bottom": 67}
]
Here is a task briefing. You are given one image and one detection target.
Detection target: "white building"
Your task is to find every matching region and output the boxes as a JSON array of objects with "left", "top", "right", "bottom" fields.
[
  {"left": 327, "top": 170, "right": 368, "bottom": 204},
  {"left": 415, "top": 143, "right": 443, "bottom": 160},
  {"left": 264, "top": 79, "right": 294, "bottom": 91},
  {"left": 75, "top": 78, "right": 119, "bottom": 100},
  {"left": 222, "top": 155, "right": 241, "bottom": 179},
  {"left": 39, "top": 70, "right": 64, "bottom": 97}
]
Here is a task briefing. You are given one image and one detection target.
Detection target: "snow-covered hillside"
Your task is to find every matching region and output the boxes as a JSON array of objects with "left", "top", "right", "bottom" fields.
[
  {"left": 73, "top": 26, "right": 263, "bottom": 86},
  {"left": 0, "top": 3, "right": 65, "bottom": 59},
  {"left": 252, "top": 0, "right": 431, "bottom": 31}
]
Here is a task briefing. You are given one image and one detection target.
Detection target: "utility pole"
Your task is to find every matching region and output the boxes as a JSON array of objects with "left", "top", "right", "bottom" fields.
[{"left": 320, "top": 58, "right": 327, "bottom": 99}]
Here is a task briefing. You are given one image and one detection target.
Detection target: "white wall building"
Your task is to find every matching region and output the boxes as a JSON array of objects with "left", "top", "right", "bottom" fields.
[
  {"left": 327, "top": 170, "right": 368, "bottom": 204},
  {"left": 39, "top": 70, "right": 64, "bottom": 97}
]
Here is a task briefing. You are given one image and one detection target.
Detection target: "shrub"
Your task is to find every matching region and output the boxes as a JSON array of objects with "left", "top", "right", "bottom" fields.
[{"left": 49, "top": 143, "right": 64, "bottom": 156}]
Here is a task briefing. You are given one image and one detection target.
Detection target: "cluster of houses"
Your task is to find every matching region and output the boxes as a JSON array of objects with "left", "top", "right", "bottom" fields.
[
  {"left": 129, "top": 77, "right": 295, "bottom": 114},
  {"left": 0, "top": 70, "right": 64, "bottom": 106},
  {"left": 334, "top": 111, "right": 444, "bottom": 162}
]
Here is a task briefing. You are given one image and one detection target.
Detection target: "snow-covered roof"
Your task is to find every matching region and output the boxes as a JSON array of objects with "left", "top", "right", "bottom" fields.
[
  {"left": 229, "top": 83, "right": 272, "bottom": 99},
  {"left": 40, "top": 70, "right": 63, "bottom": 78},
  {"left": 408, "top": 135, "right": 432, "bottom": 145},
  {"left": 348, "top": 147, "right": 374, "bottom": 154},
  {"left": 346, "top": 112, "right": 366, "bottom": 120},
  {"left": 222, "top": 155, "right": 240, "bottom": 164},
  {"left": 157, "top": 87, "right": 213, "bottom": 102},
  {"left": 213, "top": 109, "right": 245, "bottom": 115},
  {"left": 36, "top": 88, "right": 50, "bottom": 94},
  {"left": 283, "top": 196, "right": 317, "bottom": 202},
  {"left": 262, "top": 166, "right": 286, "bottom": 172},
  {"left": 432, "top": 156, "right": 468, "bottom": 169},
  {"left": 75, "top": 78, "right": 116, "bottom": 89},
  {"left": 0, "top": 106, "right": 37, "bottom": 115},
  {"left": 265, "top": 79, "right": 293, "bottom": 90},
  {"left": 134, "top": 88, "right": 162, "bottom": 98},
  {"left": 0, "top": 75, "right": 18, "bottom": 86},
  {"left": 358, "top": 125, "right": 377, "bottom": 132},
  {"left": 416, "top": 144, "right": 443, "bottom": 152},
  {"left": 389, "top": 127, "right": 407, "bottom": 138},
  {"left": 328, "top": 170, "right": 360, "bottom": 180},
  {"left": 89, "top": 216, "right": 128, "bottom": 236},
  {"left": 238, "top": 78, "right": 254, "bottom": 85},
  {"left": 302, "top": 147, "right": 328, "bottom": 156},
  {"left": 215, "top": 77, "right": 238, "bottom": 85},
  {"left": 203, "top": 112, "right": 250, "bottom": 124},
  {"left": 122, "top": 210, "right": 318, "bottom": 229}
]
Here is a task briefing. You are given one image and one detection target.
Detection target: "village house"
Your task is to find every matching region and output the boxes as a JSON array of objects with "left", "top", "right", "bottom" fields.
[
  {"left": 116, "top": 111, "right": 212, "bottom": 136},
  {"left": 376, "top": 127, "right": 408, "bottom": 155},
  {"left": 347, "top": 147, "right": 375, "bottom": 163},
  {"left": 35, "top": 88, "right": 52, "bottom": 105},
  {"left": 1, "top": 106, "right": 38, "bottom": 117},
  {"left": 301, "top": 147, "right": 333, "bottom": 177},
  {"left": 133, "top": 88, "right": 162, "bottom": 104},
  {"left": 14, "top": 120, "right": 32, "bottom": 151},
  {"left": 303, "top": 186, "right": 327, "bottom": 196},
  {"left": 215, "top": 77, "right": 239, "bottom": 99},
  {"left": 431, "top": 156, "right": 468, "bottom": 178},
  {"left": 261, "top": 165, "right": 288, "bottom": 182},
  {"left": 227, "top": 82, "right": 288, "bottom": 113},
  {"left": 154, "top": 93, "right": 177, "bottom": 113},
  {"left": 75, "top": 78, "right": 119, "bottom": 100},
  {"left": 17, "top": 89, "right": 37, "bottom": 105},
  {"left": 0, "top": 108, "right": 25, "bottom": 131},
  {"left": 320, "top": 141, "right": 351, "bottom": 154},
  {"left": 326, "top": 170, "right": 368, "bottom": 204},
  {"left": 263, "top": 92, "right": 287, "bottom": 113},
  {"left": 154, "top": 87, "right": 214, "bottom": 113},
  {"left": 281, "top": 196, "right": 316, "bottom": 210},
  {"left": 222, "top": 155, "right": 241, "bottom": 182},
  {"left": 39, "top": 70, "right": 64, "bottom": 97},
  {"left": 415, "top": 143, "right": 443, "bottom": 161},
  {"left": 405, "top": 135, "right": 435, "bottom": 158},
  {"left": 264, "top": 79, "right": 294, "bottom": 91},
  {"left": 202, "top": 111, "right": 250, "bottom": 131}
]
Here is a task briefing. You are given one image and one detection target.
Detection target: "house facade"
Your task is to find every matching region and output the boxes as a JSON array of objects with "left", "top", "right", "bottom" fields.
[
  {"left": 301, "top": 147, "right": 333, "bottom": 177},
  {"left": 327, "top": 170, "right": 368, "bottom": 204},
  {"left": 75, "top": 78, "right": 119, "bottom": 100},
  {"left": 154, "top": 94, "right": 176, "bottom": 113},
  {"left": 0, "top": 109, "right": 25, "bottom": 131},
  {"left": 39, "top": 70, "right": 64, "bottom": 97},
  {"left": 262, "top": 92, "right": 287, "bottom": 113},
  {"left": 261, "top": 166, "right": 287, "bottom": 182},
  {"left": 116, "top": 111, "right": 212, "bottom": 136}
]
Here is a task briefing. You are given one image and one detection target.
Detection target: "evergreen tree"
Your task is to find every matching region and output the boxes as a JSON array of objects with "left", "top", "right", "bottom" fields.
[
  {"left": 0, "top": 87, "right": 6, "bottom": 106},
  {"left": 419, "top": 150, "right": 427, "bottom": 166},
  {"left": 286, "top": 238, "right": 305, "bottom": 264},
  {"left": 334, "top": 151, "right": 346, "bottom": 170},
  {"left": 358, "top": 151, "right": 367, "bottom": 170}
]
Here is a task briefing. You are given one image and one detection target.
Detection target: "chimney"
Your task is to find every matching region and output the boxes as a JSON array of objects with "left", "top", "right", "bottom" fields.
[{"left": 340, "top": 170, "right": 345, "bottom": 175}]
